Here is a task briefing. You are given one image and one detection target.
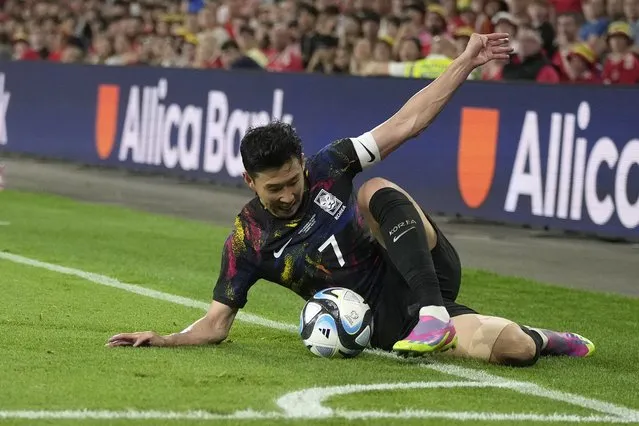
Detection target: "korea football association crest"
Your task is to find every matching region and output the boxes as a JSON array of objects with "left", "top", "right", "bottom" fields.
[{"left": 314, "top": 189, "right": 344, "bottom": 218}]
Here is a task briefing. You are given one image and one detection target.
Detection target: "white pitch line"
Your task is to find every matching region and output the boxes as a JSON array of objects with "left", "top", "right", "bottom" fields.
[
  {"left": 335, "top": 410, "right": 634, "bottom": 423},
  {"left": 0, "top": 409, "right": 632, "bottom": 423},
  {"left": 1, "top": 252, "right": 638, "bottom": 424},
  {"left": 0, "top": 409, "right": 279, "bottom": 421},
  {"left": 0, "top": 221, "right": 10, "bottom": 226},
  {"left": 0, "top": 252, "right": 296, "bottom": 334},
  {"left": 276, "top": 381, "right": 512, "bottom": 418}
]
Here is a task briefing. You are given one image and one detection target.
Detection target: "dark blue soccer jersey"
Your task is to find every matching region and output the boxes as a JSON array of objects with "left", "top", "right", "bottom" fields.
[{"left": 213, "top": 135, "right": 387, "bottom": 309}]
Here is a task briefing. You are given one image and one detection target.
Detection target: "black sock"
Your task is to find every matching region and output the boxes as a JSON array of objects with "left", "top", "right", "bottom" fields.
[
  {"left": 369, "top": 188, "right": 444, "bottom": 307},
  {"left": 518, "top": 325, "right": 543, "bottom": 366}
]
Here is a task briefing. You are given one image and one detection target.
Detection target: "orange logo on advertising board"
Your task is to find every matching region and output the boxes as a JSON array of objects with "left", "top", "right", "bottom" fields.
[
  {"left": 457, "top": 107, "right": 500, "bottom": 209},
  {"left": 95, "top": 85, "right": 120, "bottom": 160}
]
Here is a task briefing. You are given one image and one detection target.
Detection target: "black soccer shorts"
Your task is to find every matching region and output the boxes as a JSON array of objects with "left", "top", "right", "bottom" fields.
[{"left": 369, "top": 219, "right": 478, "bottom": 351}]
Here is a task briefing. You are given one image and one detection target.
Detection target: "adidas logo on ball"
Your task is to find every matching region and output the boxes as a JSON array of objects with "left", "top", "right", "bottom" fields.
[{"left": 299, "top": 287, "right": 373, "bottom": 359}]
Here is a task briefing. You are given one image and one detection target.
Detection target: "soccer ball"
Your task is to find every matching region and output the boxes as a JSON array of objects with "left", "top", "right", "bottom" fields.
[{"left": 299, "top": 287, "right": 373, "bottom": 358}]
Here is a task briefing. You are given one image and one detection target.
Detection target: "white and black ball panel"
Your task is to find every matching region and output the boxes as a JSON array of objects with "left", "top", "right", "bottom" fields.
[
  {"left": 299, "top": 298, "right": 340, "bottom": 340},
  {"left": 305, "top": 313, "right": 340, "bottom": 358},
  {"left": 334, "top": 307, "right": 373, "bottom": 352},
  {"left": 300, "top": 299, "right": 339, "bottom": 339},
  {"left": 300, "top": 287, "right": 373, "bottom": 359},
  {"left": 339, "top": 300, "right": 366, "bottom": 334}
]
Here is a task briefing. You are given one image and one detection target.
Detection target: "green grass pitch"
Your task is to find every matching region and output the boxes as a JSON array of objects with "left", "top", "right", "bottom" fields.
[{"left": 0, "top": 190, "right": 638, "bottom": 425}]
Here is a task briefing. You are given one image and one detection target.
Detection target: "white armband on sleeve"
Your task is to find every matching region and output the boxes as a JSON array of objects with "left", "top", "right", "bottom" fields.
[
  {"left": 350, "top": 132, "right": 381, "bottom": 170},
  {"left": 388, "top": 62, "right": 408, "bottom": 77}
]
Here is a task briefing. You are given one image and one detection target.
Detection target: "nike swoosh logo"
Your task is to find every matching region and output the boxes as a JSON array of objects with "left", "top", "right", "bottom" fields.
[
  {"left": 274, "top": 238, "right": 293, "bottom": 258},
  {"left": 358, "top": 140, "right": 376, "bottom": 163},
  {"left": 392, "top": 227, "right": 416, "bottom": 243}
]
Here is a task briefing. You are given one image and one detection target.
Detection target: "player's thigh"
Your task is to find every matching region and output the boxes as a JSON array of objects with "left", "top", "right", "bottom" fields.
[
  {"left": 445, "top": 313, "right": 515, "bottom": 361},
  {"left": 357, "top": 177, "right": 437, "bottom": 250}
]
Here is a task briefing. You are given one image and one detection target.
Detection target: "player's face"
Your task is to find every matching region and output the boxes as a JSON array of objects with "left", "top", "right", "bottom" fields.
[{"left": 245, "top": 157, "right": 306, "bottom": 219}]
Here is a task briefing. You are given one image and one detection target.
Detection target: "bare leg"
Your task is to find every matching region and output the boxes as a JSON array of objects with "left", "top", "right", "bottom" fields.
[{"left": 446, "top": 314, "right": 539, "bottom": 367}]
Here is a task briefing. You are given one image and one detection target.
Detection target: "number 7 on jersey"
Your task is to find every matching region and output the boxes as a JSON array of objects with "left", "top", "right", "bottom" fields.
[{"left": 318, "top": 234, "right": 346, "bottom": 267}]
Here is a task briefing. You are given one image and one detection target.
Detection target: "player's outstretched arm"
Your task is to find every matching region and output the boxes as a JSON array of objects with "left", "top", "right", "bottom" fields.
[
  {"left": 106, "top": 301, "right": 237, "bottom": 348},
  {"left": 368, "top": 33, "right": 512, "bottom": 159}
]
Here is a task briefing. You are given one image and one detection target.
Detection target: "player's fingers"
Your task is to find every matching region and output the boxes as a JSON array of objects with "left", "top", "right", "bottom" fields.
[
  {"left": 106, "top": 339, "right": 133, "bottom": 347},
  {"left": 132, "top": 336, "right": 148, "bottom": 347},
  {"left": 486, "top": 32, "right": 510, "bottom": 40},
  {"left": 493, "top": 53, "right": 511, "bottom": 60},
  {"left": 107, "top": 333, "right": 132, "bottom": 343},
  {"left": 493, "top": 46, "right": 514, "bottom": 54},
  {"left": 488, "top": 38, "right": 510, "bottom": 46}
]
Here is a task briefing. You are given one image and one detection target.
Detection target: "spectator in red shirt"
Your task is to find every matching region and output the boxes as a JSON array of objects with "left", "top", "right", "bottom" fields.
[
  {"left": 549, "top": 0, "right": 583, "bottom": 14},
  {"left": 565, "top": 42, "right": 603, "bottom": 83},
  {"left": 552, "top": 12, "right": 581, "bottom": 80},
  {"left": 12, "top": 34, "right": 30, "bottom": 60},
  {"left": 265, "top": 23, "right": 304, "bottom": 72},
  {"left": 21, "top": 27, "right": 49, "bottom": 60},
  {"left": 481, "top": 58, "right": 510, "bottom": 79},
  {"left": 46, "top": 32, "right": 64, "bottom": 62},
  {"left": 217, "top": 0, "right": 243, "bottom": 40},
  {"left": 602, "top": 21, "right": 639, "bottom": 84},
  {"left": 501, "top": 26, "right": 560, "bottom": 83}
]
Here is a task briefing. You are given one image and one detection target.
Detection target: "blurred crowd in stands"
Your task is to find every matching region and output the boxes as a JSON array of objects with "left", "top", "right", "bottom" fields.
[{"left": 1, "top": 0, "right": 638, "bottom": 84}]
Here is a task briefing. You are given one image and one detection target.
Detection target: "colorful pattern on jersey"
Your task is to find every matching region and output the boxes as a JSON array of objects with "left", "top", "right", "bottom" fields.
[{"left": 213, "top": 138, "right": 387, "bottom": 309}]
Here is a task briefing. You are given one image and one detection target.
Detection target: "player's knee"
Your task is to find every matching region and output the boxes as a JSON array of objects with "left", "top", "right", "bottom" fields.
[
  {"left": 491, "top": 324, "right": 539, "bottom": 367},
  {"left": 357, "top": 178, "right": 394, "bottom": 213}
]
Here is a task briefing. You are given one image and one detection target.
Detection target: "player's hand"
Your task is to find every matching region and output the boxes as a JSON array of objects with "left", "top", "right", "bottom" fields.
[
  {"left": 106, "top": 331, "right": 166, "bottom": 348},
  {"left": 461, "top": 33, "right": 513, "bottom": 68}
]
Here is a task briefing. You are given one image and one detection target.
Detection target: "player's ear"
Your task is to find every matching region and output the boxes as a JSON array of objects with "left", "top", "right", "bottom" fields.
[{"left": 243, "top": 172, "right": 255, "bottom": 191}]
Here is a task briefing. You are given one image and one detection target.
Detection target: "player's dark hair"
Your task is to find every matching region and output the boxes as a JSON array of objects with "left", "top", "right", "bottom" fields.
[{"left": 240, "top": 122, "right": 303, "bottom": 178}]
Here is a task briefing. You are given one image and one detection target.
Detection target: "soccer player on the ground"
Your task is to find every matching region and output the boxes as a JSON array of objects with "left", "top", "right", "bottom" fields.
[{"left": 108, "top": 33, "right": 595, "bottom": 366}]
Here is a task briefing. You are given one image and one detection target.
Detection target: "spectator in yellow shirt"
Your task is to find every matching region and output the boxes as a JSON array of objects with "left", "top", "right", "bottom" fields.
[
  {"left": 236, "top": 26, "right": 268, "bottom": 68},
  {"left": 362, "top": 35, "right": 465, "bottom": 80}
]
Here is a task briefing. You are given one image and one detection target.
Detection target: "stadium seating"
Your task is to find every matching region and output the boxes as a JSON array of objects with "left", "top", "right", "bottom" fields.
[{"left": 1, "top": 0, "right": 638, "bottom": 84}]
